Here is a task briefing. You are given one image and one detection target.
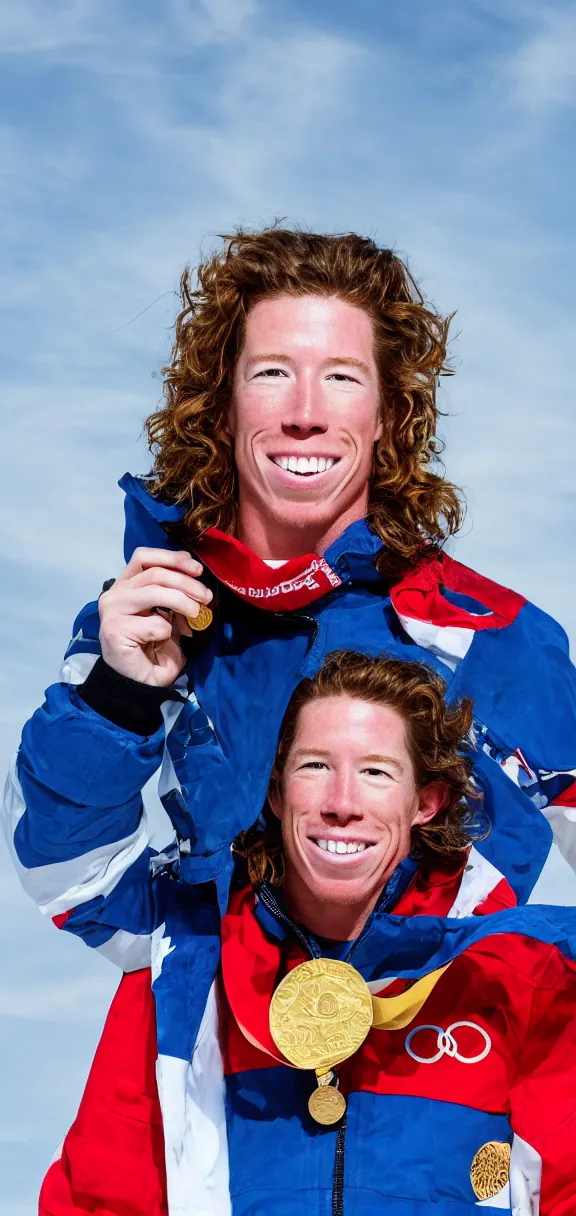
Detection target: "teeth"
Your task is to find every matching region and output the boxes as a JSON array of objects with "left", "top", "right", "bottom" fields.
[
  {"left": 272, "top": 456, "right": 337, "bottom": 475},
  {"left": 315, "top": 839, "right": 368, "bottom": 855}
]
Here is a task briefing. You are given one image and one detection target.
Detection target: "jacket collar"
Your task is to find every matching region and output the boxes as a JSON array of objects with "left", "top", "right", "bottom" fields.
[
  {"left": 119, "top": 471, "right": 184, "bottom": 524},
  {"left": 252, "top": 854, "right": 420, "bottom": 953},
  {"left": 119, "top": 473, "right": 384, "bottom": 596},
  {"left": 323, "top": 515, "right": 383, "bottom": 571}
]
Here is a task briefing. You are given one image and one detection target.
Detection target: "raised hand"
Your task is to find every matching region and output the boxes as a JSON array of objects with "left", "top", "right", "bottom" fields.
[{"left": 98, "top": 548, "right": 212, "bottom": 686}]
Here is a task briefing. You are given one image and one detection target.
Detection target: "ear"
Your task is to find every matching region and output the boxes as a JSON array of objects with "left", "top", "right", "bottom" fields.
[
  {"left": 413, "top": 781, "right": 449, "bottom": 827},
  {"left": 374, "top": 414, "right": 384, "bottom": 443},
  {"left": 267, "top": 778, "right": 284, "bottom": 822}
]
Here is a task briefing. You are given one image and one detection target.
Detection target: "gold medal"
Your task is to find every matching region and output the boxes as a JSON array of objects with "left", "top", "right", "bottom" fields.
[
  {"left": 308, "top": 1079, "right": 346, "bottom": 1125},
  {"left": 269, "top": 958, "right": 373, "bottom": 1125},
  {"left": 470, "top": 1141, "right": 511, "bottom": 1201},
  {"left": 269, "top": 958, "right": 373, "bottom": 1071},
  {"left": 187, "top": 603, "right": 213, "bottom": 632}
]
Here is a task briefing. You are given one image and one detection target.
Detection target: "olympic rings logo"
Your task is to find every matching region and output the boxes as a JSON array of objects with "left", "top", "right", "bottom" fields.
[{"left": 405, "top": 1021, "right": 492, "bottom": 1065}]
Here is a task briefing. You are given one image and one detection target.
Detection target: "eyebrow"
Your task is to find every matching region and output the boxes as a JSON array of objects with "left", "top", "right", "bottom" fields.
[
  {"left": 246, "top": 353, "right": 291, "bottom": 365},
  {"left": 361, "top": 754, "right": 404, "bottom": 772},
  {"left": 292, "top": 748, "right": 404, "bottom": 771},
  {"left": 327, "top": 356, "right": 371, "bottom": 375},
  {"left": 292, "top": 748, "right": 332, "bottom": 759},
  {"left": 246, "top": 354, "right": 372, "bottom": 375}
]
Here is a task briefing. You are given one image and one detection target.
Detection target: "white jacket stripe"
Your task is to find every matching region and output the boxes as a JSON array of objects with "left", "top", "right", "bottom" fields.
[{"left": 3, "top": 755, "right": 149, "bottom": 916}]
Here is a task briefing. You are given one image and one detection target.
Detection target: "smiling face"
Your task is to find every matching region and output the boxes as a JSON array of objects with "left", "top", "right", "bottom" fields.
[
  {"left": 230, "top": 294, "right": 383, "bottom": 557},
  {"left": 268, "top": 694, "right": 445, "bottom": 940}
]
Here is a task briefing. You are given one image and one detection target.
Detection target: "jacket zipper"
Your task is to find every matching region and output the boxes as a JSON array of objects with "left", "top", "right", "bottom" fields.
[
  {"left": 256, "top": 883, "right": 321, "bottom": 957},
  {"left": 332, "top": 1117, "right": 347, "bottom": 1216}
]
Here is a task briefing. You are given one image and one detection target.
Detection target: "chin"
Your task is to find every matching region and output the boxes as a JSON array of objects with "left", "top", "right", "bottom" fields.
[
  {"left": 267, "top": 499, "right": 335, "bottom": 527},
  {"left": 308, "top": 874, "right": 373, "bottom": 908}
]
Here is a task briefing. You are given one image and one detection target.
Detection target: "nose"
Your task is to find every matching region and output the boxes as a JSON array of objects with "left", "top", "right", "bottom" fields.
[
  {"left": 322, "top": 769, "right": 363, "bottom": 827},
  {"left": 282, "top": 373, "right": 328, "bottom": 440}
]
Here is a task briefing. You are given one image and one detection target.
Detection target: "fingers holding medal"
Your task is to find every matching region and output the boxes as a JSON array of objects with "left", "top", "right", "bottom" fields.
[{"left": 187, "top": 601, "right": 213, "bottom": 631}]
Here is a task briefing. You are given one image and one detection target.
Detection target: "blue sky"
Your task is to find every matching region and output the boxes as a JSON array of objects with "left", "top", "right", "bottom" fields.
[{"left": 1, "top": 0, "right": 575, "bottom": 1209}]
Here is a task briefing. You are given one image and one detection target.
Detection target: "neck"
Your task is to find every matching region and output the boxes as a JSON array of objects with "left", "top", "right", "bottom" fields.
[
  {"left": 283, "top": 870, "right": 382, "bottom": 942},
  {"left": 236, "top": 494, "right": 368, "bottom": 559}
]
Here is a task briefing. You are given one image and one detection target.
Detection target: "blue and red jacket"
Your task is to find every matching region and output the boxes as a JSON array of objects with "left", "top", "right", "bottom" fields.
[{"left": 38, "top": 853, "right": 576, "bottom": 1215}]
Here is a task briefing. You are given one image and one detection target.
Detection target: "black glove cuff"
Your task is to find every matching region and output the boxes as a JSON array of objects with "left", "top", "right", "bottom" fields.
[{"left": 78, "top": 656, "right": 179, "bottom": 736}]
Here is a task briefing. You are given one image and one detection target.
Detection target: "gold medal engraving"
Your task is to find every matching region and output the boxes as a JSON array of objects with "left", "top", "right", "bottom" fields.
[
  {"left": 269, "top": 958, "right": 373, "bottom": 1071},
  {"left": 470, "top": 1141, "right": 511, "bottom": 1201},
  {"left": 308, "top": 1084, "right": 346, "bottom": 1125},
  {"left": 187, "top": 603, "right": 213, "bottom": 632}
]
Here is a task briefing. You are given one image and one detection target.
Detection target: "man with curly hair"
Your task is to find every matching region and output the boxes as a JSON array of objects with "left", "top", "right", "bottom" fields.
[
  {"left": 4, "top": 228, "right": 576, "bottom": 1211},
  {"left": 36, "top": 653, "right": 576, "bottom": 1213}
]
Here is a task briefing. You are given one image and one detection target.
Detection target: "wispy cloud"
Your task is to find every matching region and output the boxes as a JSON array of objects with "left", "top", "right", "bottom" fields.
[
  {"left": 170, "top": 0, "right": 260, "bottom": 44},
  {"left": 0, "top": 0, "right": 260, "bottom": 57},
  {"left": 507, "top": 6, "right": 576, "bottom": 110},
  {"left": 0, "top": 0, "right": 96, "bottom": 54}
]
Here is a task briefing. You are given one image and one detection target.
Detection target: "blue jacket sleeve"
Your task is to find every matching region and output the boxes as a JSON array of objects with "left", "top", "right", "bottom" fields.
[{"left": 1, "top": 601, "right": 171, "bottom": 967}]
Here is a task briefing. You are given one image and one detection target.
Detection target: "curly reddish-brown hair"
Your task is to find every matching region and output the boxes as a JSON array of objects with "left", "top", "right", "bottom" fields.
[
  {"left": 145, "top": 226, "right": 464, "bottom": 576},
  {"left": 233, "top": 649, "right": 483, "bottom": 888}
]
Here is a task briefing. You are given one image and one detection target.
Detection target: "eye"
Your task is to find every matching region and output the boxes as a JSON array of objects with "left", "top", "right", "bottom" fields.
[
  {"left": 253, "top": 367, "right": 288, "bottom": 378},
  {"left": 326, "top": 372, "right": 358, "bottom": 383},
  {"left": 299, "top": 760, "right": 328, "bottom": 771},
  {"left": 361, "top": 766, "right": 389, "bottom": 778}
]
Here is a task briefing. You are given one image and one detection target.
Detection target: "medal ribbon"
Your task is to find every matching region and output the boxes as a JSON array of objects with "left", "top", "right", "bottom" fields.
[
  {"left": 193, "top": 528, "right": 342, "bottom": 611},
  {"left": 370, "top": 963, "right": 451, "bottom": 1030}
]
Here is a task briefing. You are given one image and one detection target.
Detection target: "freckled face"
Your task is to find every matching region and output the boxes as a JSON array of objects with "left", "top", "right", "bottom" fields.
[
  {"left": 230, "top": 295, "right": 383, "bottom": 540},
  {"left": 270, "top": 695, "right": 444, "bottom": 912}
]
